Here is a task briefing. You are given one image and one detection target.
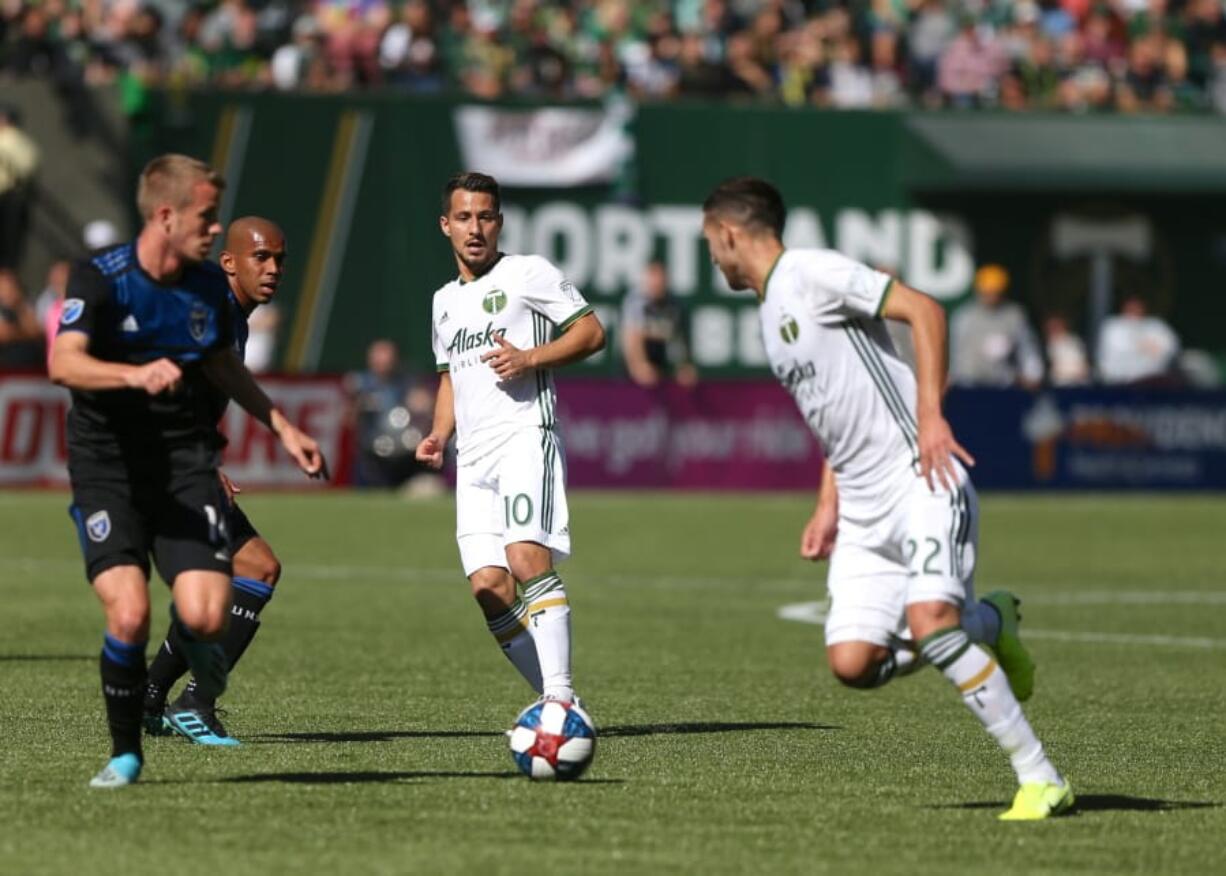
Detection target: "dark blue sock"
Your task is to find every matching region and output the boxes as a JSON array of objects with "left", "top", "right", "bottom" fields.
[{"left": 100, "top": 634, "right": 146, "bottom": 759}]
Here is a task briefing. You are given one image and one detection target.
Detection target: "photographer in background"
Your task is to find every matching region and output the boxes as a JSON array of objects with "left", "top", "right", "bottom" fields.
[
  {"left": 346, "top": 338, "right": 440, "bottom": 491},
  {"left": 620, "top": 259, "right": 698, "bottom": 388}
]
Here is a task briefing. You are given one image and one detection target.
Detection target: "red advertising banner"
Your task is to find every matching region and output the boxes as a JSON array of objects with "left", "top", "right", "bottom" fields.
[
  {"left": 0, "top": 374, "right": 353, "bottom": 487},
  {"left": 554, "top": 378, "right": 824, "bottom": 489}
]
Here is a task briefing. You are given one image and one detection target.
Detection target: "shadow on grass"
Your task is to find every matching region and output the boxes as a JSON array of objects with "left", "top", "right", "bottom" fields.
[
  {"left": 248, "top": 730, "right": 504, "bottom": 744},
  {"left": 218, "top": 770, "right": 623, "bottom": 785},
  {"left": 249, "top": 721, "right": 835, "bottom": 745},
  {"left": 929, "top": 795, "right": 1221, "bottom": 814},
  {"left": 0, "top": 654, "right": 94, "bottom": 662},
  {"left": 602, "top": 721, "right": 838, "bottom": 737}
]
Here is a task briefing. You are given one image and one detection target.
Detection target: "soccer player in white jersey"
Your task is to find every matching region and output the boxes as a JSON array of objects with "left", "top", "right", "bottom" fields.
[
  {"left": 416, "top": 172, "right": 606, "bottom": 705},
  {"left": 700, "top": 177, "right": 1073, "bottom": 821}
]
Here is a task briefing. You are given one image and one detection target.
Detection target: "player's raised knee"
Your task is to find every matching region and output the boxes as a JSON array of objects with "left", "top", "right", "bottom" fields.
[
  {"left": 826, "top": 644, "right": 886, "bottom": 689},
  {"left": 107, "top": 609, "right": 150, "bottom": 644},
  {"left": 175, "top": 603, "right": 228, "bottom": 640}
]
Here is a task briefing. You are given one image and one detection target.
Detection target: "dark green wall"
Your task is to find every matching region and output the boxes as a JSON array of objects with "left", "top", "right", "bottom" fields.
[{"left": 147, "top": 93, "right": 1226, "bottom": 375}]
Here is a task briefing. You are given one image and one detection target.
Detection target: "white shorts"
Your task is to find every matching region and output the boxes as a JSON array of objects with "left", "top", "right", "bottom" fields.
[
  {"left": 824, "top": 472, "right": 979, "bottom": 648},
  {"left": 454, "top": 427, "right": 571, "bottom": 577}
]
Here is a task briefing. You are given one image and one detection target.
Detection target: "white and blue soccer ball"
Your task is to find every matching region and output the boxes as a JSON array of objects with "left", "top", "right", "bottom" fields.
[{"left": 508, "top": 699, "right": 596, "bottom": 781}]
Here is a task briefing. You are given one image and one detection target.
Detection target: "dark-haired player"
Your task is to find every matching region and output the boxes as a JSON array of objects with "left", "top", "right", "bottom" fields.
[
  {"left": 143, "top": 216, "right": 289, "bottom": 746},
  {"left": 50, "top": 156, "right": 326, "bottom": 788},
  {"left": 416, "top": 172, "right": 605, "bottom": 705},
  {"left": 700, "top": 176, "right": 1071, "bottom": 821}
]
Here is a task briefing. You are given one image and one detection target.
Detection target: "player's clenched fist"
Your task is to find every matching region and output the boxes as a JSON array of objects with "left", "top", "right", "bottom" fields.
[
  {"left": 800, "top": 501, "right": 838, "bottom": 561},
  {"left": 126, "top": 357, "right": 182, "bottom": 395},
  {"left": 415, "top": 434, "right": 445, "bottom": 469},
  {"left": 480, "top": 334, "right": 533, "bottom": 381}
]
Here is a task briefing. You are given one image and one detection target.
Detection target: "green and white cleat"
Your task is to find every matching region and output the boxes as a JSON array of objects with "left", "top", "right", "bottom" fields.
[
  {"left": 983, "top": 590, "right": 1035, "bottom": 702},
  {"left": 89, "top": 753, "right": 142, "bottom": 789},
  {"left": 999, "top": 780, "right": 1075, "bottom": 821}
]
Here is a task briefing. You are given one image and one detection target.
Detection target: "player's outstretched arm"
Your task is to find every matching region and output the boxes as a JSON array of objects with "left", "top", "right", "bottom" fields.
[
  {"left": 202, "top": 348, "right": 328, "bottom": 479},
  {"left": 800, "top": 464, "right": 838, "bottom": 561},
  {"left": 880, "top": 282, "right": 975, "bottom": 491},
  {"left": 415, "top": 372, "right": 455, "bottom": 470},
  {"left": 50, "top": 332, "right": 182, "bottom": 394},
  {"left": 480, "top": 312, "right": 605, "bottom": 381}
]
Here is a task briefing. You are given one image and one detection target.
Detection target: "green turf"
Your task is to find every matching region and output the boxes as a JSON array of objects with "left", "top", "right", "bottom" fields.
[{"left": 1, "top": 490, "right": 1223, "bottom": 875}]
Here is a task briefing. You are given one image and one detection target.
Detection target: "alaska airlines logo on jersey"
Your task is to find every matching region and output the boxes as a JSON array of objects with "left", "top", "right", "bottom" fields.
[
  {"left": 446, "top": 322, "right": 505, "bottom": 355},
  {"left": 86, "top": 510, "right": 111, "bottom": 543},
  {"left": 774, "top": 360, "right": 816, "bottom": 394},
  {"left": 189, "top": 302, "right": 210, "bottom": 343},
  {"left": 61, "top": 298, "right": 85, "bottom": 325},
  {"left": 482, "top": 290, "right": 508, "bottom": 315},
  {"left": 780, "top": 314, "right": 800, "bottom": 344}
]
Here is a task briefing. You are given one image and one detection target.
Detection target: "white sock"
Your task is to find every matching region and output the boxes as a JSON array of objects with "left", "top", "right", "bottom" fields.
[
  {"left": 961, "top": 600, "right": 1002, "bottom": 647},
  {"left": 486, "top": 599, "right": 542, "bottom": 693},
  {"left": 920, "top": 627, "right": 1061, "bottom": 786},
  {"left": 523, "top": 571, "right": 572, "bottom": 701}
]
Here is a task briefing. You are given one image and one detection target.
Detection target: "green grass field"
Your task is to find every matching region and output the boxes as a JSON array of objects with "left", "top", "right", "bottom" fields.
[{"left": 1, "top": 490, "right": 1223, "bottom": 875}]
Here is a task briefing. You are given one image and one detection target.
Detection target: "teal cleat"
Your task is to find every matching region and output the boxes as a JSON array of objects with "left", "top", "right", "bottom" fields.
[
  {"left": 89, "top": 753, "right": 142, "bottom": 788},
  {"left": 983, "top": 590, "right": 1035, "bottom": 702},
  {"left": 165, "top": 705, "right": 241, "bottom": 747}
]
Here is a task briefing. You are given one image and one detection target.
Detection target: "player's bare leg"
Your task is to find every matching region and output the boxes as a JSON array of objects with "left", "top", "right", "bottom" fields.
[
  {"left": 168, "top": 570, "right": 231, "bottom": 700},
  {"left": 909, "top": 600, "right": 1071, "bottom": 820},
  {"left": 507, "top": 541, "right": 572, "bottom": 702},
  {"left": 147, "top": 535, "right": 279, "bottom": 738},
  {"left": 160, "top": 538, "right": 280, "bottom": 745},
  {"left": 826, "top": 640, "right": 921, "bottom": 689},
  {"left": 90, "top": 565, "right": 151, "bottom": 787},
  {"left": 471, "top": 564, "right": 543, "bottom": 694}
]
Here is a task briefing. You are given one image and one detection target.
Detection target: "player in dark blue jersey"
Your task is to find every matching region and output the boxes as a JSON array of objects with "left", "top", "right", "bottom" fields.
[
  {"left": 50, "top": 156, "right": 327, "bottom": 788},
  {"left": 143, "top": 217, "right": 289, "bottom": 745}
]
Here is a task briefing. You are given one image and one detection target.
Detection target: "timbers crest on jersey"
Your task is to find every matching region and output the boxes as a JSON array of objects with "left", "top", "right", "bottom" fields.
[
  {"left": 482, "top": 289, "right": 508, "bottom": 314},
  {"left": 780, "top": 314, "right": 800, "bottom": 344}
]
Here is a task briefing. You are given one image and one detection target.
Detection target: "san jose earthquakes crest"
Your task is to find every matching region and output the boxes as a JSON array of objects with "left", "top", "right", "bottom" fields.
[
  {"left": 86, "top": 510, "right": 111, "bottom": 543},
  {"left": 189, "top": 302, "right": 210, "bottom": 343}
]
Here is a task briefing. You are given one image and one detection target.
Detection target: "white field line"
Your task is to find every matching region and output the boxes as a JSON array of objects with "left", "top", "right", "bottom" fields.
[
  {"left": 3, "top": 552, "right": 1220, "bottom": 647},
  {"left": 3, "top": 555, "right": 1225, "bottom": 600},
  {"left": 775, "top": 601, "right": 1226, "bottom": 650}
]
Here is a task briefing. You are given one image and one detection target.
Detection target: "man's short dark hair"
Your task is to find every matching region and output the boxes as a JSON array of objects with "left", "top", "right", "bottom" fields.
[
  {"left": 442, "top": 172, "right": 501, "bottom": 215},
  {"left": 702, "top": 177, "right": 785, "bottom": 238}
]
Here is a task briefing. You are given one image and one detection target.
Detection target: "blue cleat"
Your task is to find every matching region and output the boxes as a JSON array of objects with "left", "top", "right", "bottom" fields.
[
  {"left": 89, "top": 753, "right": 142, "bottom": 788},
  {"left": 164, "top": 705, "right": 241, "bottom": 747}
]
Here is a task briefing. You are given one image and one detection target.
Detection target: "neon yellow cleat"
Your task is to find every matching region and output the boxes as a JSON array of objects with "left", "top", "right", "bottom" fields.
[
  {"left": 983, "top": 590, "right": 1035, "bottom": 702},
  {"left": 998, "top": 781, "right": 1075, "bottom": 821}
]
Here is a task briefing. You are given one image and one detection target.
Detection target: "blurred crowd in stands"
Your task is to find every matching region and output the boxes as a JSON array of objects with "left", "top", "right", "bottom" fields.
[
  {"left": 947, "top": 262, "right": 1215, "bottom": 389},
  {"left": 3, "top": 0, "right": 1226, "bottom": 113}
]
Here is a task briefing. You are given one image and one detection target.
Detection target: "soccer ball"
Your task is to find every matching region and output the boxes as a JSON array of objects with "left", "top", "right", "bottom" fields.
[{"left": 508, "top": 699, "right": 596, "bottom": 781}]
